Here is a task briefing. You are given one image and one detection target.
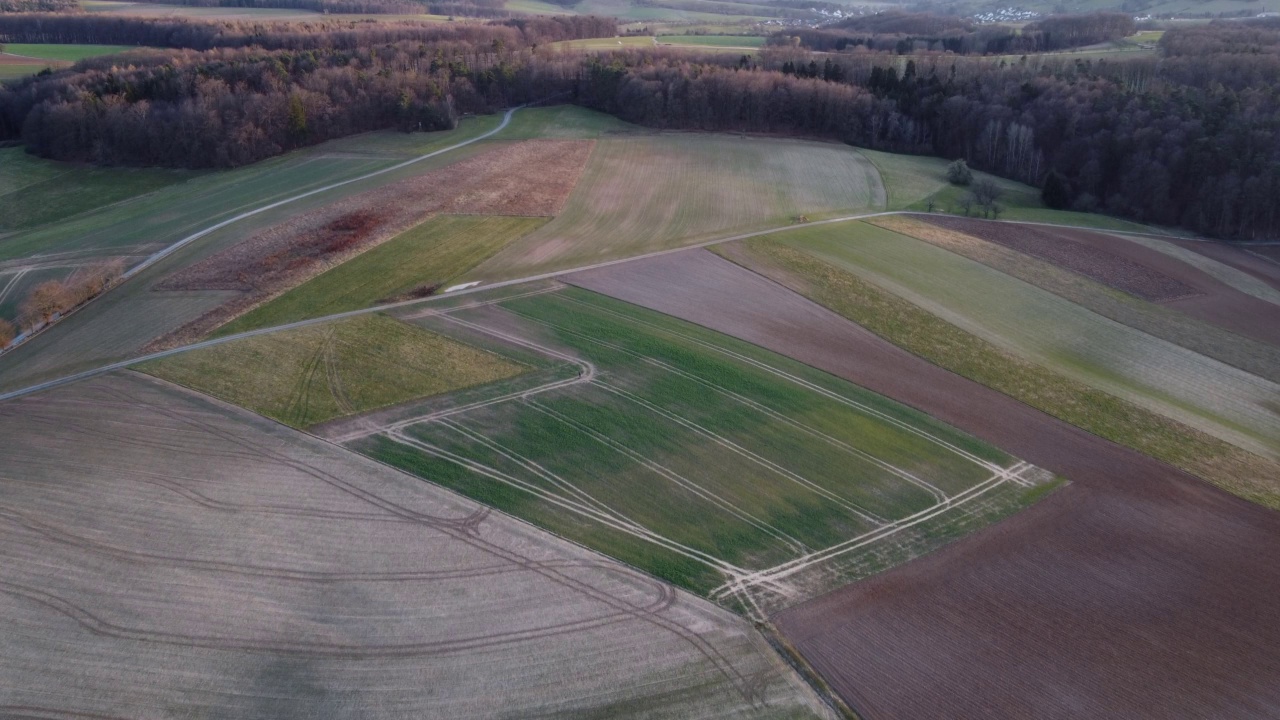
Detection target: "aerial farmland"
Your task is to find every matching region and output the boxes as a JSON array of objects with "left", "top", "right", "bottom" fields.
[{"left": 2, "top": 8, "right": 1280, "bottom": 718}]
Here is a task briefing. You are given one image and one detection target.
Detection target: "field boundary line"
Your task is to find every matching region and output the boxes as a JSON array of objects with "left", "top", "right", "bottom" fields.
[{"left": 3, "top": 201, "right": 1221, "bottom": 402}]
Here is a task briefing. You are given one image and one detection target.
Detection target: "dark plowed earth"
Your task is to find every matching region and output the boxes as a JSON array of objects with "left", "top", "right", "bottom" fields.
[
  {"left": 921, "top": 215, "right": 1200, "bottom": 302},
  {"left": 567, "top": 249, "right": 1280, "bottom": 720},
  {"left": 923, "top": 216, "right": 1280, "bottom": 347}
]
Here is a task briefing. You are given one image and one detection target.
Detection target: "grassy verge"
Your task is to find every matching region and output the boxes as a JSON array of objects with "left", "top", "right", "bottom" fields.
[
  {"left": 215, "top": 215, "right": 546, "bottom": 336},
  {"left": 719, "top": 239, "right": 1280, "bottom": 510},
  {"left": 139, "top": 313, "right": 526, "bottom": 428}
]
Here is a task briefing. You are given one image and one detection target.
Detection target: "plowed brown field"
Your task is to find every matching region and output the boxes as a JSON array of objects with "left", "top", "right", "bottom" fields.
[
  {"left": 921, "top": 216, "right": 1280, "bottom": 346},
  {"left": 566, "top": 250, "right": 1280, "bottom": 719}
]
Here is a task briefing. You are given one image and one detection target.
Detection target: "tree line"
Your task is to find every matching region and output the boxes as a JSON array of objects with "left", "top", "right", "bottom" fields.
[{"left": 773, "top": 11, "right": 1135, "bottom": 55}]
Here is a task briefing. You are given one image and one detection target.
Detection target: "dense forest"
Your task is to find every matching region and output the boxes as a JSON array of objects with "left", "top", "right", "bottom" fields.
[
  {"left": 0, "top": 14, "right": 616, "bottom": 49},
  {"left": 116, "top": 0, "right": 510, "bottom": 18},
  {"left": 0, "top": 0, "right": 77, "bottom": 12},
  {"left": 1, "top": 15, "right": 1276, "bottom": 239},
  {"left": 772, "top": 11, "right": 1136, "bottom": 54}
]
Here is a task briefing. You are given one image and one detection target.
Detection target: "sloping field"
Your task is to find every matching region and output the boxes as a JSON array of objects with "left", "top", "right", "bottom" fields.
[
  {"left": 0, "top": 147, "right": 191, "bottom": 234},
  {"left": 920, "top": 215, "right": 1200, "bottom": 301},
  {"left": 764, "top": 221, "right": 1280, "bottom": 460},
  {"left": 149, "top": 139, "right": 593, "bottom": 347},
  {"left": 216, "top": 215, "right": 547, "bottom": 335},
  {"left": 475, "top": 134, "right": 886, "bottom": 277},
  {"left": 1, "top": 43, "right": 136, "bottom": 61},
  {"left": 333, "top": 286, "right": 1051, "bottom": 616},
  {"left": 0, "top": 118, "right": 508, "bottom": 392},
  {"left": 140, "top": 314, "right": 526, "bottom": 428},
  {"left": 0, "top": 372, "right": 830, "bottom": 718},
  {"left": 871, "top": 216, "right": 1280, "bottom": 381},
  {"left": 564, "top": 248, "right": 1280, "bottom": 719},
  {"left": 856, "top": 148, "right": 1153, "bottom": 230},
  {"left": 916, "top": 215, "right": 1280, "bottom": 346},
  {"left": 1170, "top": 239, "right": 1280, "bottom": 292}
]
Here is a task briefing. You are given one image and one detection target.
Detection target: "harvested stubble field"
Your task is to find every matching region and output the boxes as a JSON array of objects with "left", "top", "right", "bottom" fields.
[
  {"left": 216, "top": 215, "right": 548, "bottom": 335},
  {"left": 475, "top": 134, "right": 886, "bottom": 277},
  {"left": 872, "top": 216, "right": 1280, "bottom": 382},
  {"left": 762, "top": 221, "right": 1280, "bottom": 461},
  {"left": 565, "top": 248, "right": 1280, "bottom": 719},
  {"left": 0, "top": 372, "right": 831, "bottom": 719},
  {"left": 337, "top": 286, "right": 1051, "bottom": 616},
  {"left": 140, "top": 313, "right": 527, "bottom": 428},
  {"left": 917, "top": 215, "right": 1280, "bottom": 347},
  {"left": 149, "top": 140, "right": 594, "bottom": 348}
]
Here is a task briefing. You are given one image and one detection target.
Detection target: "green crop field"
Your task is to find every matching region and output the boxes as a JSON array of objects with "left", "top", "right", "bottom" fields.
[
  {"left": 477, "top": 133, "right": 885, "bottom": 277},
  {"left": 344, "top": 286, "right": 1051, "bottom": 615},
  {"left": 1, "top": 44, "right": 138, "bottom": 61},
  {"left": 760, "top": 221, "right": 1280, "bottom": 460},
  {"left": 493, "top": 105, "right": 640, "bottom": 140},
  {"left": 0, "top": 148, "right": 193, "bottom": 233},
  {"left": 658, "top": 34, "right": 765, "bottom": 47},
  {"left": 140, "top": 313, "right": 527, "bottom": 427},
  {"left": 216, "top": 215, "right": 548, "bottom": 335}
]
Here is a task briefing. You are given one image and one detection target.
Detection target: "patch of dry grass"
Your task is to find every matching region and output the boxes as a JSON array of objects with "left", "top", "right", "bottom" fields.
[{"left": 140, "top": 313, "right": 527, "bottom": 428}]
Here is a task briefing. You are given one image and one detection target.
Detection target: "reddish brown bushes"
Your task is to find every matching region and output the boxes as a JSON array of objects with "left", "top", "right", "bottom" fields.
[{"left": 14, "top": 259, "right": 126, "bottom": 333}]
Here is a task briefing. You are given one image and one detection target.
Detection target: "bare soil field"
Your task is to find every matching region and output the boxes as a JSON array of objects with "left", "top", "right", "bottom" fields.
[
  {"left": 919, "top": 216, "right": 1280, "bottom": 347},
  {"left": 0, "top": 371, "right": 832, "bottom": 719},
  {"left": 566, "top": 250, "right": 1280, "bottom": 719},
  {"left": 148, "top": 140, "right": 593, "bottom": 348},
  {"left": 920, "top": 215, "right": 1200, "bottom": 302}
]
